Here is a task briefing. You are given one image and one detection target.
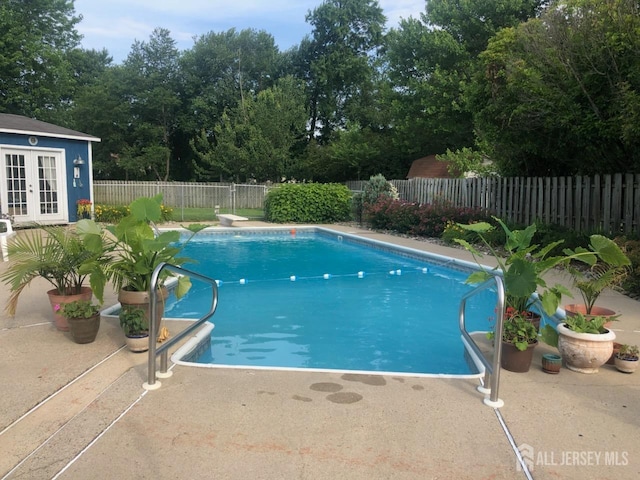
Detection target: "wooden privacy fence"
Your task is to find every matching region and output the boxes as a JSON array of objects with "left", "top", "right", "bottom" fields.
[
  {"left": 346, "top": 174, "right": 640, "bottom": 236},
  {"left": 93, "top": 181, "right": 268, "bottom": 211}
]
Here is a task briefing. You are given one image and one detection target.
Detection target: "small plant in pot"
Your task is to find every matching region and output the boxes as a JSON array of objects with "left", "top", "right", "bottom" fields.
[
  {"left": 59, "top": 300, "right": 102, "bottom": 344},
  {"left": 614, "top": 344, "right": 639, "bottom": 374},
  {"left": 541, "top": 313, "right": 616, "bottom": 374},
  {"left": 488, "top": 310, "right": 539, "bottom": 372},
  {"left": 119, "top": 306, "right": 149, "bottom": 352}
]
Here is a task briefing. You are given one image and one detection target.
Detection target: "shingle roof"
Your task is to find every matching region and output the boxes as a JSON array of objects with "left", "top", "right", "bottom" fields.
[
  {"left": 406, "top": 155, "right": 459, "bottom": 179},
  {"left": 0, "top": 113, "right": 100, "bottom": 142}
]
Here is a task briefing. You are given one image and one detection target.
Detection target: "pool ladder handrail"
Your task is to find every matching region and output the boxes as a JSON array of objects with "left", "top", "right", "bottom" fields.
[
  {"left": 459, "top": 274, "right": 505, "bottom": 408},
  {"left": 143, "top": 262, "right": 219, "bottom": 390}
]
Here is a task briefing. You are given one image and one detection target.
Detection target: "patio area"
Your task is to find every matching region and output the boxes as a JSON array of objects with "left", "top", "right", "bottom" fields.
[{"left": 1, "top": 224, "right": 638, "bottom": 479}]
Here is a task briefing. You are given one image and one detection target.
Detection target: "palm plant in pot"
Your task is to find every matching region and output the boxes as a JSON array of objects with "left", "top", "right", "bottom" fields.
[
  {"left": 59, "top": 300, "right": 102, "bottom": 344},
  {"left": 456, "top": 218, "right": 627, "bottom": 372},
  {"left": 1, "top": 225, "right": 111, "bottom": 331},
  {"left": 564, "top": 258, "right": 630, "bottom": 321}
]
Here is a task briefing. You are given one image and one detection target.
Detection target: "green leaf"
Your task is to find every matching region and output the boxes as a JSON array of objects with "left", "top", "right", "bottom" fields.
[
  {"left": 590, "top": 235, "right": 631, "bottom": 266},
  {"left": 539, "top": 324, "right": 558, "bottom": 348},
  {"left": 174, "top": 276, "right": 192, "bottom": 299}
]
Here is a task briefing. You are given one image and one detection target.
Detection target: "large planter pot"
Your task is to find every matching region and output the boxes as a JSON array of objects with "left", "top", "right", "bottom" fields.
[
  {"left": 501, "top": 340, "right": 538, "bottom": 373},
  {"left": 614, "top": 356, "right": 638, "bottom": 374},
  {"left": 564, "top": 304, "right": 617, "bottom": 326},
  {"left": 66, "top": 314, "right": 100, "bottom": 344},
  {"left": 47, "top": 287, "right": 93, "bottom": 331},
  {"left": 125, "top": 334, "right": 150, "bottom": 353},
  {"left": 118, "top": 287, "right": 167, "bottom": 334},
  {"left": 557, "top": 323, "right": 616, "bottom": 374}
]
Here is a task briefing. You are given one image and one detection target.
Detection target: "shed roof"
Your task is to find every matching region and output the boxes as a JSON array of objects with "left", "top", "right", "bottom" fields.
[
  {"left": 406, "top": 155, "right": 459, "bottom": 179},
  {"left": 0, "top": 113, "right": 100, "bottom": 142}
]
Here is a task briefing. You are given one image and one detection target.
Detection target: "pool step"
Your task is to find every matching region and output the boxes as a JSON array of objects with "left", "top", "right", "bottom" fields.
[{"left": 0, "top": 348, "right": 148, "bottom": 479}]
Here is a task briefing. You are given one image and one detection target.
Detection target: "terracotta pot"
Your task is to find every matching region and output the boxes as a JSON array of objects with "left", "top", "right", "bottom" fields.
[
  {"left": 614, "top": 356, "right": 638, "bottom": 374},
  {"left": 541, "top": 353, "right": 562, "bottom": 374},
  {"left": 501, "top": 340, "right": 538, "bottom": 373},
  {"left": 125, "top": 334, "right": 149, "bottom": 353},
  {"left": 564, "top": 304, "right": 617, "bottom": 327},
  {"left": 66, "top": 314, "right": 100, "bottom": 344},
  {"left": 557, "top": 323, "right": 616, "bottom": 374},
  {"left": 47, "top": 287, "right": 93, "bottom": 331}
]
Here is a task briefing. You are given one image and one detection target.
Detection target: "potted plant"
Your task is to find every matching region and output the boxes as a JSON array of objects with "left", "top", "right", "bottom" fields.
[
  {"left": 59, "top": 300, "right": 101, "bottom": 344},
  {"left": 119, "top": 306, "right": 149, "bottom": 352},
  {"left": 490, "top": 309, "right": 539, "bottom": 372},
  {"left": 541, "top": 313, "right": 616, "bottom": 374},
  {"left": 614, "top": 344, "right": 639, "bottom": 373},
  {"left": 564, "top": 259, "right": 630, "bottom": 321},
  {"left": 83, "top": 195, "right": 206, "bottom": 336},
  {"left": 1, "top": 225, "right": 111, "bottom": 331},
  {"left": 456, "top": 218, "right": 629, "bottom": 319}
]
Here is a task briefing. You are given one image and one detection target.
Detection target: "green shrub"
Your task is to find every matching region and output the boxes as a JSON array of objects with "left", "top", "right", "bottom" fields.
[
  {"left": 264, "top": 183, "right": 352, "bottom": 223},
  {"left": 615, "top": 236, "right": 640, "bottom": 296},
  {"left": 361, "top": 174, "right": 398, "bottom": 207}
]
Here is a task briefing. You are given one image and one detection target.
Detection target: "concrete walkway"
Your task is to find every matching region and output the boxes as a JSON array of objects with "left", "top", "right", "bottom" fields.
[{"left": 0, "top": 224, "right": 638, "bottom": 479}]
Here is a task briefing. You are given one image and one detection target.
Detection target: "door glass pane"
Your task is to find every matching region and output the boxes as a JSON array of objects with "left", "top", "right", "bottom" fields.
[
  {"left": 38, "top": 155, "right": 59, "bottom": 214},
  {"left": 5, "top": 153, "right": 28, "bottom": 216}
]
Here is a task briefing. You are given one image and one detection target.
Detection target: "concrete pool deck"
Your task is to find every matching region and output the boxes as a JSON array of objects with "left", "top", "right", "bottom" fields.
[{"left": 0, "top": 223, "right": 639, "bottom": 479}]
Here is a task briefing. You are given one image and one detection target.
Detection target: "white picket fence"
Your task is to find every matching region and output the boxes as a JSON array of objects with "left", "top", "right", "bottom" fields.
[{"left": 93, "top": 181, "right": 269, "bottom": 213}]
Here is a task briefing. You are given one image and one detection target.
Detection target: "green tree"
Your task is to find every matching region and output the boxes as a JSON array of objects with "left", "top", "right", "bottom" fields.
[
  {"left": 192, "top": 76, "right": 308, "bottom": 182},
  {"left": 0, "top": 0, "right": 81, "bottom": 122},
  {"left": 384, "top": 0, "right": 542, "bottom": 168},
  {"left": 468, "top": 0, "right": 640, "bottom": 175},
  {"left": 179, "top": 28, "right": 282, "bottom": 180},
  {"left": 118, "top": 28, "right": 182, "bottom": 180},
  {"left": 304, "top": 0, "right": 386, "bottom": 142}
]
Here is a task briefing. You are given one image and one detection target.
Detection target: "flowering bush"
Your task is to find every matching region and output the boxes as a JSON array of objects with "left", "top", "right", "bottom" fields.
[
  {"left": 364, "top": 197, "right": 491, "bottom": 238},
  {"left": 94, "top": 204, "right": 173, "bottom": 223}
]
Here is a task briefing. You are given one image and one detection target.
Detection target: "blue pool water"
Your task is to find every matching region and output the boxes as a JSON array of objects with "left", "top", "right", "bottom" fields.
[{"left": 166, "top": 229, "right": 496, "bottom": 375}]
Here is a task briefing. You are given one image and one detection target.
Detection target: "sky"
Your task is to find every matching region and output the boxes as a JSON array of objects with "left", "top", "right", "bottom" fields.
[{"left": 74, "top": 0, "right": 426, "bottom": 63}]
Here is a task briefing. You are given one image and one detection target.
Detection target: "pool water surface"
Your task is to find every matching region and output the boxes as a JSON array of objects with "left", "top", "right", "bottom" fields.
[{"left": 166, "top": 229, "right": 496, "bottom": 376}]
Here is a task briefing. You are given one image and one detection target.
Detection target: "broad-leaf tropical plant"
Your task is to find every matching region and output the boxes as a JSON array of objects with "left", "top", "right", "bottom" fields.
[
  {"left": 102, "top": 194, "right": 207, "bottom": 297},
  {"left": 1, "top": 225, "right": 111, "bottom": 316},
  {"left": 456, "top": 217, "right": 630, "bottom": 316}
]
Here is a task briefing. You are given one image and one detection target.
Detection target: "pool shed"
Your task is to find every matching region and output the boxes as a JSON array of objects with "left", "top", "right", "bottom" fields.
[{"left": 0, "top": 113, "right": 100, "bottom": 225}]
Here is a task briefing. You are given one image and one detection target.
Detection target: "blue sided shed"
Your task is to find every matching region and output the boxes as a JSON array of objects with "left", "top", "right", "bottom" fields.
[{"left": 0, "top": 113, "right": 100, "bottom": 225}]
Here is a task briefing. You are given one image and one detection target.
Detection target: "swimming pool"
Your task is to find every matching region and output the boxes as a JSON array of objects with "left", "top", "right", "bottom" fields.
[{"left": 168, "top": 227, "right": 497, "bottom": 377}]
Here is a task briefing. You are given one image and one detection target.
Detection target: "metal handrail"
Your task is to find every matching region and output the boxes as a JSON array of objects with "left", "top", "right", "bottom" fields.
[
  {"left": 144, "top": 262, "right": 218, "bottom": 390},
  {"left": 459, "top": 275, "right": 505, "bottom": 408}
]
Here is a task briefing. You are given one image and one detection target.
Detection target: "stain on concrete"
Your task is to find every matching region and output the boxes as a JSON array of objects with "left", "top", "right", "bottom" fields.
[
  {"left": 392, "top": 377, "right": 405, "bottom": 383},
  {"left": 292, "top": 395, "right": 312, "bottom": 402},
  {"left": 341, "top": 373, "right": 386, "bottom": 386},
  {"left": 257, "top": 390, "right": 276, "bottom": 395},
  {"left": 310, "top": 382, "right": 343, "bottom": 392},
  {"left": 326, "top": 392, "right": 363, "bottom": 404},
  {"left": 412, "top": 385, "right": 425, "bottom": 391}
]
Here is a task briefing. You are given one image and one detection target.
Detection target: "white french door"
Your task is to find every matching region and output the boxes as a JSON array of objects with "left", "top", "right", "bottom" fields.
[{"left": 1, "top": 148, "right": 67, "bottom": 224}]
